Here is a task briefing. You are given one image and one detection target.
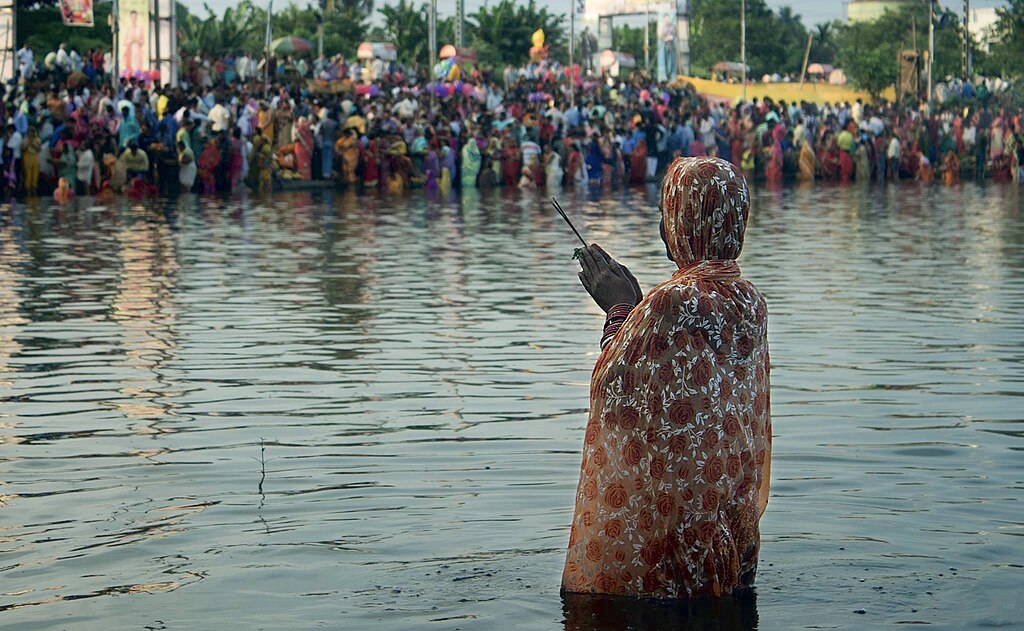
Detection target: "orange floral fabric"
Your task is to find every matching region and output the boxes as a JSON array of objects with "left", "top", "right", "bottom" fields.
[{"left": 562, "top": 157, "right": 772, "bottom": 599}]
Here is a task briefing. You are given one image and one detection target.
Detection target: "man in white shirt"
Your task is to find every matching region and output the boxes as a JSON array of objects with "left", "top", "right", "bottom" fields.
[
  {"left": 176, "top": 98, "right": 209, "bottom": 125},
  {"left": 55, "top": 44, "right": 71, "bottom": 74},
  {"left": 392, "top": 95, "right": 418, "bottom": 120},
  {"left": 886, "top": 131, "right": 902, "bottom": 181},
  {"left": 237, "top": 54, "right": 250, "bottom": 82},
  {"left": 208, "top": 99, "right": 231, "bottom": 133},
  {"left": 7, "top": 125, "right": 22, "bottom": 162},
  {"left": 16, "top": 44, "right": 33, "bottom": 80}
]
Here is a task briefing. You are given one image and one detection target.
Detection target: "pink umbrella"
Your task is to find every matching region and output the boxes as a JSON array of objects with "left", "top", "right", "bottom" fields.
[{"left": 270, "top": 36, "right": 313, "bottom": 55}]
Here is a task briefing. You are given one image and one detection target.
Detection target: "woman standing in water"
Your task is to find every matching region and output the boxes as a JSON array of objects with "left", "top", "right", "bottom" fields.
[{"left": 563, "top": 156, "right": 771, "bottom": 599}]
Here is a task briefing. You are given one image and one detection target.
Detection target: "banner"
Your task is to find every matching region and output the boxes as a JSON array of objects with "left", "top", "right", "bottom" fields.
[
  {"left": 119, "top": 0, "right": 149, "bottom": 77},
  {"left": 60, "top": 0, "right": 93, "bottom": 26},
  {"left": 656, "top": 12, "right": 676, "bottom": 82},
  {"left": 585, "top": 0, "right": 672, "bottom": 18}
]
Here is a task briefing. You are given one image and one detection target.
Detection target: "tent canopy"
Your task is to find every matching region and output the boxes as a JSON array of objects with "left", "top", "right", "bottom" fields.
[
  {"left": 712, "top": 61, "right": 749, "bottom": 74},
  {"left": 600, "top": 49, "right": 637, "bottom": 69},
  {"left": 357, "top": 42, "right": 397, "bottom": 61}
]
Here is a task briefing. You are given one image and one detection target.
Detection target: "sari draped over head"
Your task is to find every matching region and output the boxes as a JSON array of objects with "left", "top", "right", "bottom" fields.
[
  {"left": 798, "top": 140, "right": 816, "bottom": 182},
  {"left": 461, "top": 138, "right": 481, "bottom": 188},
  {"left": 562, "top": 157, "right": 772, "bottom": 600}
]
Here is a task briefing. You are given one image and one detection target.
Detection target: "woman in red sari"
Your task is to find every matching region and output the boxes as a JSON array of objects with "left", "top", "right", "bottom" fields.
[
  {"left": 501, "top": 134, "right": 521, "bottom": 187},
  {"left": 294, "top": 117, "right": 314, "bottom": 181},
  {"left": 765, "top": 125, "right": 785, "bottom": 186},
  {"left": 362, "top": 133, "right": 380, "bottom": 190},
  {"left": 630, "top": 139, "right": 648, "bottom": 184},
  {"left": 727, "top": 109, "right": 745, "bottom": 170},
  {"left": 820, "top": 135, "right": 840, "bottom": 181},
  {"left": 564, "top": 156, "right": 771, "bottom": 599},
  {"left": 197, "top": 140, "right": 220, "bottom": 194}
]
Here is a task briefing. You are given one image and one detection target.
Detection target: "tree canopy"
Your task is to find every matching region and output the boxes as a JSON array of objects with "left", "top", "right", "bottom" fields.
[
  {"left": 981, "top": 0, "right": 1024, "bottom": 80},
  {"left": 14, "top": 0, "right": 1020, "bottom": 95},
  {"left": 834, "top": 5, "right": 967, "bottom": 99}
]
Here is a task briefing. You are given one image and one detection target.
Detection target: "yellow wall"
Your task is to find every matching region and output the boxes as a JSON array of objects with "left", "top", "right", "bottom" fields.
[{"left": 680, "top": 76, "right": 897, "bottom": 106}]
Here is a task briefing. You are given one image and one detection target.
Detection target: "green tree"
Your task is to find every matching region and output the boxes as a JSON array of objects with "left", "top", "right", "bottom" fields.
[
  {"left": 689, "top": 0, "right": 808, "bottom": 77},
  {"left": 272, "top": 2, "right": 368, "bottom": 58},
  {"left": 834, "top": 5, "right": 966, "bottom": 99},
  {"left": 369, "top": 0, "right": 454, "bottom": 68},
  {"left": 611, "top": 21, "right": 653, "bottom": 67},
  {"left": 984, "top": 0, "right": 1024, "bottom": 79},
  {"left": 177, "top": 2, "right": 266, "bottom": 56},
  {"left": 808, "top": 21, "right": 839, "bottom": 66},
  {"left": 466, "top": 0, "right": 565, "bottom": 67},
  {"left": 17, "top": 1, "right": 112, "bottom": 52}
]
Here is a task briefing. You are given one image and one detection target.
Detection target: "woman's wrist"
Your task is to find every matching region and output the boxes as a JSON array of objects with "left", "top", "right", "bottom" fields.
[{"left": 601, "top": 303, "right": 636, "bottom": 349}]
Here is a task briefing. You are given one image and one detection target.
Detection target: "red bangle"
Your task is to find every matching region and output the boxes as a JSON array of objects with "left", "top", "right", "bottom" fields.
[{"left": 600, "top": 303, "right": 636, "bottom": 348}]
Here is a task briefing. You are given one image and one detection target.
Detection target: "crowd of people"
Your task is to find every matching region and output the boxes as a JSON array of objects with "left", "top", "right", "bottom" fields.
[{"left": 3, "top": 43, "right": 1022, "bottom": 203}]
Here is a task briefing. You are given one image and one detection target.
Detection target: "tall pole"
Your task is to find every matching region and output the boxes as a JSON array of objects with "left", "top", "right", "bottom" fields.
[
  {"left": 264, "top": 0, "right": 272, "bottom": 92},
  {"left": 112, "top": 0, "right": 119, "bottom": 91},
  {"left": 644, "top": 0, "right": 650, "bottom": 72},
  {"left": 569, "top": 0, "right": 575, "bottom": 108},
  {"left": 927, "top": 0, "right": 934, "bottom": 111},
  {"left": 317, "top": 0, "right": 323, "bottom": 60},
  {"left": 798, "top": 32, "right": 812, "bottom": 89},
  {"left": 428, "top": 0, "right": 437, "bottom": 76},
  {"left": 962, "top": 0, "right": 971, "bottom": 80},
  {"left": 456, "top": 0, "right": 464, "bottom": 48},
  {"left": 740, "top": 0, "right": 746, "bottom": 103}
]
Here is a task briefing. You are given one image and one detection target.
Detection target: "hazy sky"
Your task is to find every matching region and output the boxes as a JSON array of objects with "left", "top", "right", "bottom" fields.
[{"left": 191, "top": 0, "right": 1007, "bottom": 28}]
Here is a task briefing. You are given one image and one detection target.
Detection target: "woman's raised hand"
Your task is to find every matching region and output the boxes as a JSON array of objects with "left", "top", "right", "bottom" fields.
[{"left": 578, "top": 244, "right": 643, "bottom": 313}]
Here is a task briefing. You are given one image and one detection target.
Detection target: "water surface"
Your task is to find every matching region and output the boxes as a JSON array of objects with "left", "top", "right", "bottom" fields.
[{"left": 1, "top": 183, "right": 1022, "bottom": 629}]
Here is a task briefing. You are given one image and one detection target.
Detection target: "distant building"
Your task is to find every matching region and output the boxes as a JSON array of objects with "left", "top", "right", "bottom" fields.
[
  {"left": 968, "top": 7, "right": 999, "bottom": 50},
  {"left": 846, "top": 0, "right": 915, "bottom": 23}
]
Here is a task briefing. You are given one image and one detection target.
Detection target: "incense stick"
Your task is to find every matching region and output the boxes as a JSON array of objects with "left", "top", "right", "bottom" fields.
[{"left": 550, "top": 198, "right": 588, "bottom": 247}]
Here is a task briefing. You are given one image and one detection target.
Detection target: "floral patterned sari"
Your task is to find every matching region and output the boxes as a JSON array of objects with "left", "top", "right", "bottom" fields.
[{"left": 562, "top": 157, "right": 772, "bottom": 599}]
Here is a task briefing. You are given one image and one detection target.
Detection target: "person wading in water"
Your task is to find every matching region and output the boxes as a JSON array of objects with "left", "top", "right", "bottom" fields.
[{"left": 562, "top": 156, "right": 772, "bottom": 599}]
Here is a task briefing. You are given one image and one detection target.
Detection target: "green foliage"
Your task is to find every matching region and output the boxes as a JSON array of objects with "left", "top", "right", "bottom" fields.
[
  {"left": 834, "top": 5, "right": 966, "bottom": 99},
  {"left": 984, "top": 0, "right": 1024, "bottom": 79},
  {"left": 177, "top": 2, "right": 265, "bottom": 56},
  {"left": 612, "top": 21, "right": 652, "bottom": 67},
  {"left": 465, "top": 0, "right": 565, "bottom": 67},
  {"left": 809, "top": 21, "right": 839, "bottom": 66},
  {"left": 17, "top": 1, "right": 112, "bottom": 52},
  {"left": 273, "top": 2, "right": 368, "bottom": 58},
  {"left": 689, "top": 0, "right": 809, "bottom": 78},
  {"left": 367, "top": 0, "right": 454, "bottom": 68},
  {"left": 177, "top": 0, "right": 367, "bottom": 58}
]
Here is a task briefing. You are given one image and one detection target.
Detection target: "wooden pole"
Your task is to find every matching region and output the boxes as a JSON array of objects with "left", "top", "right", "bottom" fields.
[
  {"left": 798, "top": 32, "right": 812, "bottom": 88},
  {"left": 927, "top": 0, "right": 934, "bottom": 111},
  {"left": 740, "top": 0, "right": 746, "bottom": 102},
  {"left": 569, "top": 0, "right": 575, "bottom": 108}
]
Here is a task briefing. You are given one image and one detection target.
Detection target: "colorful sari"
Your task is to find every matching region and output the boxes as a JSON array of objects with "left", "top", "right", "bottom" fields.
[
  {"left": 198, "top": 142, "right": 220, "bottom": 193},
  {"left": 501, "top": 137, "right": 521, "bottom": 187},
  {"left": 630, "top": 140, "right": 648, "bottom": 184},
  {"left": 337, "top": 135, "right": 360, "bottom": 185},
  {"left": 461, "top": 139, "right": 481, "bottom": 189},
  {"left": 765, "top": 125, "right": 785, "bottom": 186},
  {"left": 797, "top": 140, "right": 816, "bottom": 182},
  {"left": 294, "top": 119, "right": 314, "bottom": 181},
  {"left": 563, "top": 157, "right": 771, "bottom": 599}
]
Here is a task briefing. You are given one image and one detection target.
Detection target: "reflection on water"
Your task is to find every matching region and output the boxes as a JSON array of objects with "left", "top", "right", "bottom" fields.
[
  {"left": 0, "top": 183, "right": 1022, "bottom": 629},
  {"left": 562, "top": 590, "right": 758, "bottom": 631}
]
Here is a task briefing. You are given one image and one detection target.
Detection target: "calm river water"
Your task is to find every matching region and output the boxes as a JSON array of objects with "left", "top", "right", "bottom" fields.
[{"left": 1, "top": 182, "right": 1022, "bottom": 630}]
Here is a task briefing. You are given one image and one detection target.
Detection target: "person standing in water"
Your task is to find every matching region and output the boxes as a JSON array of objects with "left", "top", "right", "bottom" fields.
[{"left": 562, "top": 156, "right": 772, "bottom": 599}]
